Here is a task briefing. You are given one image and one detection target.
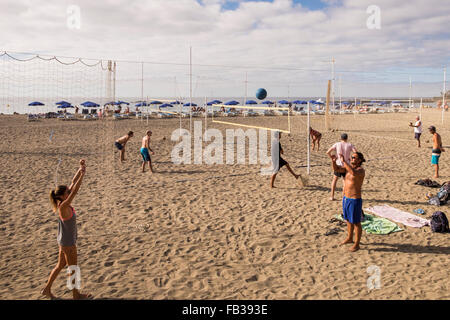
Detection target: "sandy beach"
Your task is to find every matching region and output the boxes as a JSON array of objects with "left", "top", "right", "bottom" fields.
[{"left": 0, "top": 109, "right": 448, "bottom": 300}]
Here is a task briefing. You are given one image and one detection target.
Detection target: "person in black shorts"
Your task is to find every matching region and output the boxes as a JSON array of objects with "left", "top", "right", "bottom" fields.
[
  {"left": 114, "top": 131, "right": 134, "bottom": 163},
  {"left": 271, "top": 132, "right": 301, "bottom": 188}
]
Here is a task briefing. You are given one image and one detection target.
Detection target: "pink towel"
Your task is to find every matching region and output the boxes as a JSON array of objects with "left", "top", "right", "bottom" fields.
[{"left": 365, "top": 205, "right": 430, "bottom": 228}]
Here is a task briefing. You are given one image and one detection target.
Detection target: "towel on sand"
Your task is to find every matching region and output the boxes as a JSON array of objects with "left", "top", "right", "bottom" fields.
[
  {"left": 335, "top": 213, "right": 402, "bottom": 235},
  {"left": 365, "top": 205, "right": 430, "bottom": 228}
]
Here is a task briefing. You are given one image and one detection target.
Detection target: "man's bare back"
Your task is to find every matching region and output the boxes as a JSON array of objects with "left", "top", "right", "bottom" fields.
[{"left": 116, "top": 135, "right": 130, "bottom": 145}]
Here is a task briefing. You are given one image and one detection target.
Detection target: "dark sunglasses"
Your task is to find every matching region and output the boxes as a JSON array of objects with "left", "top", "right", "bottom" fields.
[{"left": 351, "top": 156, "right": 358, "bottom": 160}]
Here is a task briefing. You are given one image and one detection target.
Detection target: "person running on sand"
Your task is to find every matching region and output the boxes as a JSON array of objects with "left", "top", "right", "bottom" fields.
[
  {"left": 428, "top": 125, "right": 444, "bottom": 178},
  {"left": 326, "top": 133, "right": 357, "bottom": 201},
  {"left": 141, "top": 130, "right": 155, "bottom": 173},
  {"left": 271, "top": 132, "right": 301, "bottom": 188},
  {"left": 309, "top": 127, "right": 322, "bottom": 151},
  {"left": 409, "top": 116, "right": 422, "bottom": 148},
  {"left": 114, "top": 131, "right": 133, "bottom": 163},
  {"left": 42, "top": 159, "right": 91, "bottom": 300},
  {"left": 331, "top": 152, "right": 366, "bottom": 252}
]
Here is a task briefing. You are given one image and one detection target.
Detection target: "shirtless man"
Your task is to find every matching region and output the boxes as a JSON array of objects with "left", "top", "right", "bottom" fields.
[
  {"left": 332, "top": 152, "right": 366, "bottom": 252},
  {"left": 309, "top": 127, "right": 322, "bottom": 151},
  {"left": 409, "top": 116, "right": 422, "bottom": 148},
  {"left": 428, "top": 126, "right": 444, "bottom": 178},
  {"left": 141, "top": 130, "right": 155, "bottom": 173},
  {"left": 114, "top": 131, "right": 133, "bottom": 163}
]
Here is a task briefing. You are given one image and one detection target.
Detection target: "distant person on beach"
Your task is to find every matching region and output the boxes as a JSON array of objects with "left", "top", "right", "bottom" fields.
[
  {"left": 428, "top": 126, "right": 444, "bottom": 178},
  {"left": 115, "top": 131, "right": 134, "bottom": 163},
  {"left": 271, "top": 131, "right": 301, "bottom": 188},
  {"left": 326, "top": 133, "right": 357, "bottom": 201},
  {"left": 141, "top": 130, "right": 155, "bottom": 173},
  {"left": 409, "top": 116, "right": 422, "bottom": 147},
  {"left": 42, "top": 159, "right": 91, "bottom": 300},
  {"left": 331, "top": 152, "right": 366, "bottom": 252},
  {"left": 309, "top": 127, "right": 322, "bottom": 151}
]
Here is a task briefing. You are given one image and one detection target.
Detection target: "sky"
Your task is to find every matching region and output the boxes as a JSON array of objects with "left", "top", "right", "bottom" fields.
[{"left": 0, "top": 0, "right": 449, "bottom": 98}]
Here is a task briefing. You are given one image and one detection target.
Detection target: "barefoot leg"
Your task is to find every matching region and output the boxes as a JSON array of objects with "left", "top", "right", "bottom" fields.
[
  {"left": 285, "top": 163, "right": 298, "bottom": 179},
  {"left": 270, "top": 173, "right": 277, "bottom": 188},
  {"left": 62, "top": 246, "right": 91, "bottom": 300},
  {"left": 330, "top": 175, "right": 338, "bottom": 200},
  {"left": 350, "top": 223, "right": 362, "bottom": 252},
  {"left": 340, "top": 221, "right": 354, "bottom": 245},
  {"left": 41, "top": 247, "right": 66, "bottom": 299}
]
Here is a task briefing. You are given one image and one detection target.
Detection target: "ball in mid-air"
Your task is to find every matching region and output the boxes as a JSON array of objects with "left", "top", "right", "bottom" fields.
[{"left": 256, "top": 88, "right": 267, "bottom": 100}]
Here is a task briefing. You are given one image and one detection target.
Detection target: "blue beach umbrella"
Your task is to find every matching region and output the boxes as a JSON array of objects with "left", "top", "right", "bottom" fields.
[
  {"left": 81, "top": 101, "right": 99, "bottom": 108},
  {"left": 159, "top": 103, "right": 173, "bottom": 108},
  {"left": 56, "top": 100, "right": 70, "bottom": 105},
  {"left": 224, "top": 100, "right": 240, "bottom": 106},
  {"left": 184, "top": 102, "right": 197, "bottom": 107},
  {"left": 245, "top": 100, "right": 258, "bottom": 105},
  {"left": 292, "top": 100, "right": 307, "bottom": 104},
  {"left": 150, "top": 101, "right": 163, "bottom": 105},
  {"left": 135, "top": 102, "right": 147, "bottom": 107},
  {"left": 278, "top": 100, "right": 290, "bottom": 105},
  {"left": 117, "top": 101, "right": 129, "bottom": 105},
  {"left": 28, "top": 101, "right": 45, "bottom": 106},
  {"left": 261, "top": 100, "right": 274, "bottom": 104}
]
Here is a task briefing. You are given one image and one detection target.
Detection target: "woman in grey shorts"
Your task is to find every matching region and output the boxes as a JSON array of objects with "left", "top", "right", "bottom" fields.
[{"left": 41, "top": 159, "right": 91, "bottom": 300}]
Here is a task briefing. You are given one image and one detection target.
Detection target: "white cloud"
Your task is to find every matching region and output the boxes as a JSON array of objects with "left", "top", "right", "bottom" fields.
[{"left": 0, "top": 0, "right": 448, "bottom": 98}]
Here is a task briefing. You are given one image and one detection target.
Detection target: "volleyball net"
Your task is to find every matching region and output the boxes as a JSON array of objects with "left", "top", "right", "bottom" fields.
[{"left": 209, "top": 103, "right": 292, "bottom": 133}]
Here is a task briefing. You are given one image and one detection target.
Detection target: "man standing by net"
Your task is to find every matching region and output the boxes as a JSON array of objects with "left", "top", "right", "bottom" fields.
[{"left": 409, "top": 116, "right": 422, "bottom": 148}]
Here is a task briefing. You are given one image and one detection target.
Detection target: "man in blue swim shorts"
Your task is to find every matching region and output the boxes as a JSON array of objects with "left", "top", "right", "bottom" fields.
[
  {"left": 331, "top": 151, "right": 366, "bottom": 252},
  {"left": 428, "top": 126, "right": 444, "bottom": 178},
  {"left": 141, "top": 130, "right": 155, "bottom": 173}
]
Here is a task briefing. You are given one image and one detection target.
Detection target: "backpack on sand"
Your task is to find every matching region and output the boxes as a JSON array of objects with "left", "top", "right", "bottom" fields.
[{"left": 430, "top": 211, "right": 450, "bottom": 233}]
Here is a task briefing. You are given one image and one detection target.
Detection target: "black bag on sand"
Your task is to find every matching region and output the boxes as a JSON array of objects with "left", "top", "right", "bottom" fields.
[{"left": 430, "top": 211, "right": 450, "bottom": 233}]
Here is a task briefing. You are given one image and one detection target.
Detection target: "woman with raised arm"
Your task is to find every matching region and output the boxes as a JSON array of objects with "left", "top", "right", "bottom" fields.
[{"left": 41, "top": 159, "right": 91, "bottom": 300}]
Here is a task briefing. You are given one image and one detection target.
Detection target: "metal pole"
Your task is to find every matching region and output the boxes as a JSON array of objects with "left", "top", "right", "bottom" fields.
[
  {"left": 141, "top": 62, "right": 144, "bottom": 121},
  {"left": 442, "top": 67, "right": 446, "bottom": 125},
  {"left": 409, "top": 76, "right": 412, "bottom": 108},
  {"left": 420, "top": 97, "right": 423, "bottom": 120},
  {"left": 331, "top": 57, "right": 335, "bottom": 112},
  {"left": 189, "top": 46, "right": 192, "bottom": 133},
  {"left": 307, "top": 102, "right": 310, "bottom": 175},
  {"left": 244, "top": 72, "right": 247, "bottom": 107},
  {"left": 339, "top": 76, "right": 342, "bottom": 111}
]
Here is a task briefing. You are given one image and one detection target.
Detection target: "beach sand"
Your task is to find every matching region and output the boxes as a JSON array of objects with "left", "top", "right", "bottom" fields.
[{"left": 0, "top": 109, "right": 448, "bottom": 300}]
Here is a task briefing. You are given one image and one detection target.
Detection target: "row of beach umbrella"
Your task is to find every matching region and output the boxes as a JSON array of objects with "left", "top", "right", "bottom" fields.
[{"left": 27, "top": 99, "right": 328, "bottom": 110}]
